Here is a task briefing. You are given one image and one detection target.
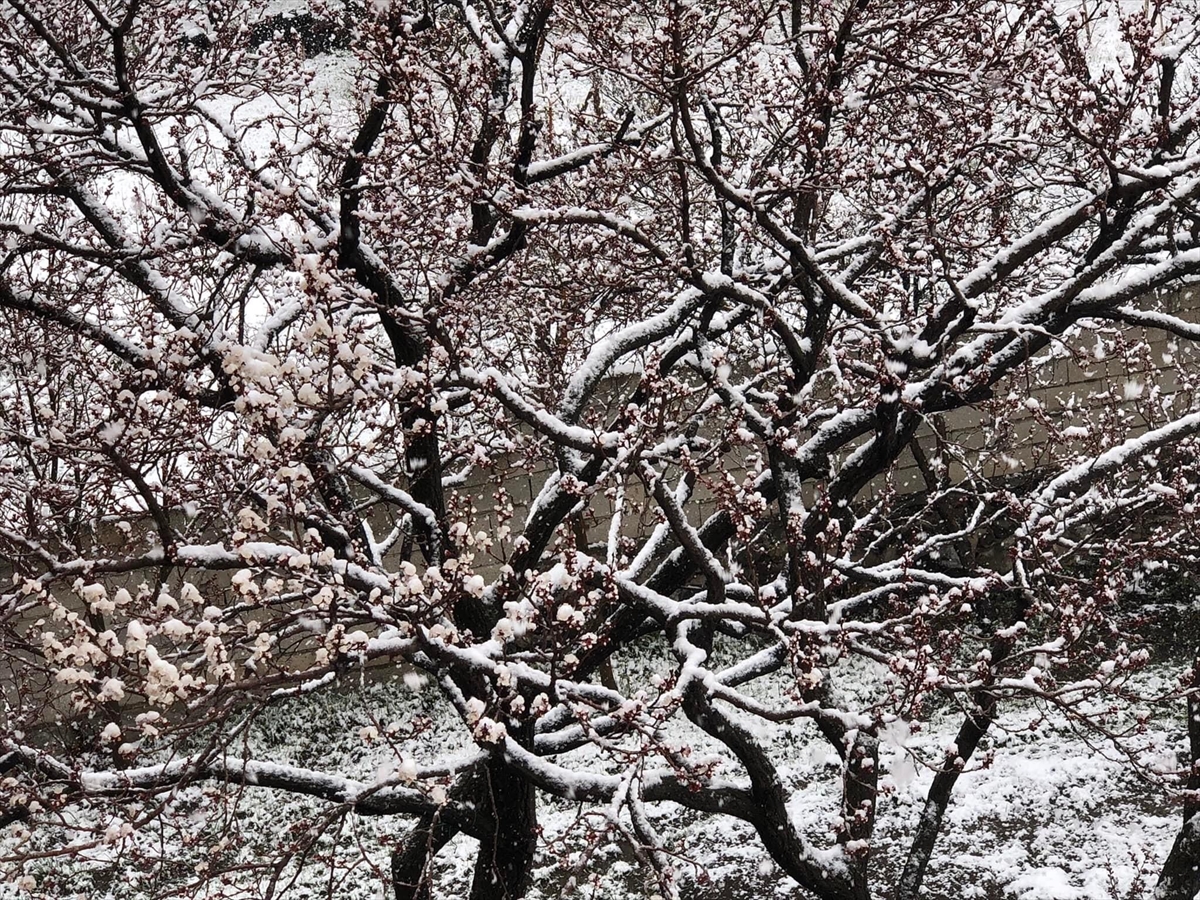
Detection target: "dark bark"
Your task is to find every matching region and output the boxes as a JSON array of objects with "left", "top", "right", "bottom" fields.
[
  {"left": 839, "top": 730, "right": 879, "bottom": 898},
  {"left": 1155, "top": 659, "right": 1200, "bottom": 900},
  {"left": 1157, "top": 815, "right": 1200, "bottom": 897},
  {"left": 681, "top": 625, "right": 861, "bottom": 900},
  {"left": 307, "top": 448, "right": 375, "bottom": 561},
  {"left": 335, "top": 64, "right": 447, "bottom": 563},
  {"left": 894, "top": 691, "right": 998, "bottom": 900},
  {"left": 390, "top": 748, "right": 537, "bottom": 900},
  {"left": 392, "top": 812, "right": 458, "bottom": 900},
  {"left": 896, "top": 588, "right": 1030, "bottom": 900},
  {"left": 467, "top": 756, "right": 538, "bottom": 900}
]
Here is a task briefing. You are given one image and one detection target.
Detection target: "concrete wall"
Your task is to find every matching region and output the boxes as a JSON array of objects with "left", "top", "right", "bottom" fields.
[{"left": 438, "top": 287, "right": 1200, "bottom": 569}]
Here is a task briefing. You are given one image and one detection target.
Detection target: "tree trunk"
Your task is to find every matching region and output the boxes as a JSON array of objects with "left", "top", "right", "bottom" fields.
[
  {"left": 467, "top": 756, "right": 538, "bottom": 900},
  {"left": 840, "top": 730, "right": 879, "bottom": 900},
  {"left": 1155, "top": 660, "right": 1200, "bottom": 899},
  {"left": 392, "top": 812, "right": 457, "bottom": 900},
  {"left": 1156, "top": 819, "right": 1200, "bottom": 900}
]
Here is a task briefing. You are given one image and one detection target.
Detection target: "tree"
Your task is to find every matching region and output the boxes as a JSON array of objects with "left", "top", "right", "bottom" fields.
[{"left": 3, "top": 0, "right": 1200, "bottom": 897}]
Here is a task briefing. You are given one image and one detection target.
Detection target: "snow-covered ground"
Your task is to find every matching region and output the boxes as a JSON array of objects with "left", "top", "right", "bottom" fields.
[{"left": 2, "top": 654, "right": 1187, "bottom": 900}]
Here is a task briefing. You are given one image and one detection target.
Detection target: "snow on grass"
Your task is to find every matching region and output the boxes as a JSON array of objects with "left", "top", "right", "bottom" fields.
[{"left": 0, "top": 657, "right": 1189, "bottom": 900}]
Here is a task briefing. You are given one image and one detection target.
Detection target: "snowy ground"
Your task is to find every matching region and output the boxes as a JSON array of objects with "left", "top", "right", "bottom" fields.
[{"left": 2, "top": 653, "right": 1188, "bottom": 900}]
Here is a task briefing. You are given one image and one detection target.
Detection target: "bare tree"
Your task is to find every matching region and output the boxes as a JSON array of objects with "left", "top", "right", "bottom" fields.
[{"left": 4, "top": 1, "right": 1200, "bottom": 898}]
